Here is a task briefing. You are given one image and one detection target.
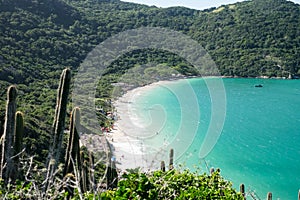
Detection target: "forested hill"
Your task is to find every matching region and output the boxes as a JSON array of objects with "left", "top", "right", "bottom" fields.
[
  {"left": 1, "top": 0, "right": 300, "bottom": 85},
  {"left": 0, "top": 0, "right": 299, "bottom": 160}
]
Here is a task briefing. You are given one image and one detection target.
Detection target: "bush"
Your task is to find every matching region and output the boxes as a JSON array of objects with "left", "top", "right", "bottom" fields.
[{"left": 101, "top": 169, "right": 244, "bottom": 200}]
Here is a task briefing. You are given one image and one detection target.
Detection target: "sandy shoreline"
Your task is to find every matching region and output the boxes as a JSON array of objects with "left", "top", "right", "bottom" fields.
[
  {"left": 106, "top": 76, "right": 228, "bottom": 172},
  {"left": 106, "top": 80, "right": 179, "bottom": 172},
  {"left": 106, "top": 77, "right": 221, "bottom": 172}
]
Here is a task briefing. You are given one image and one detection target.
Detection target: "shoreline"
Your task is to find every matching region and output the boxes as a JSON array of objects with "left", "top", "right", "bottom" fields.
[
  {"left": 105, "top": 75, "right": 298, "bottom": 172},
  {"left": 104, "top": 76, "right": 300, "bottom": 199},
  {"left": 107, "top": 81, "right": 172, "bottom": 172}
]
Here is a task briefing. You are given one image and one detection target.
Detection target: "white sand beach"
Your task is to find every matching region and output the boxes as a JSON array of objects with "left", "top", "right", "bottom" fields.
[{"left": 107, "top": 82, "right": 174, "bottom": 172}]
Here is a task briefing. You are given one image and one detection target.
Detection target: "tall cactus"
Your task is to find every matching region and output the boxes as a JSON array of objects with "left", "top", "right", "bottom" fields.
[
  {"left": 63, "top": 107, "right": 81, "bottom": 177},
  {"left": 79, "top": 150, "right": 95, "bottom": 193},
  {"left": 106, "top": 159, "right": 118, "bottom": 189},
  {"left": 169, "top": 148, "right": 174, "bottom": 170},
  {"left": 63, "top": 107, "right": 81, "bottom": 197},
  {"left": 80, "top": 150, "right": 88, "bottom": 193},
  {"left": 0, "top": 85, "right": 17, "bottom": 182},
  {"left": 82, "top": 160, "right": 90, "bottom": 192},
  {"left": 45, "top": 68, "right": 71, "bottom": 189},
  {"left": 240, "top": 184, "right": 245, "bottom": 199},
  {"left": 11, "top": 111, "right": 24, "bottom": 181},
  {"left": 160, "top": 161, "right": 165, "bottom": 172},
  {"left": 88, "top": 151, "right": 95, "bottom": 191},
  {"left": 13, "top": 111, "right": 24, "bottom": 159},
  {"left": 267, "top": 192, "right": 272, "bottom": 200}
]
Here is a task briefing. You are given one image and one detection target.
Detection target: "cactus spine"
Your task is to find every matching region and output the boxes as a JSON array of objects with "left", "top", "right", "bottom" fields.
[
  {"left": 0, "top": 85, "right": 17, "bottom": 182},
  {"left": 46, "top": 68, "right": 71, "bottom": 189}
]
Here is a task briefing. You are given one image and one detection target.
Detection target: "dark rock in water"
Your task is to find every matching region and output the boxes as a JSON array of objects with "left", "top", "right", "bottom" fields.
[{"left": 254, "top": 84, "right": 263, "bottom": 88}]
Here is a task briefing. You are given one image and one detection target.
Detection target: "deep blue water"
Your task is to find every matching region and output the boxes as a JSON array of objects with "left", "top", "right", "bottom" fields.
[{"left": 132, "top": 78, "right": 300, "bottom": 199}]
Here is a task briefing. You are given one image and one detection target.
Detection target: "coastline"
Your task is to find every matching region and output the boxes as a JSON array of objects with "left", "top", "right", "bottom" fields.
[
  {"left": 102, "top": 76, "right": 300, "bottom": 199},
  {"left": 106, "top": 81, "right": 174, "bottom": 172},
  {"left": 105, "top": 75, "right": 298, "bottom": 172},
  {"left": 107, "top": 77, "right": 200, "bottom": 172}
]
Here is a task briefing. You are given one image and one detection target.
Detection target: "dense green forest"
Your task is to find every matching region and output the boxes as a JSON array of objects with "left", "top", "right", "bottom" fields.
[{"left": 0, "top": 0, "right": 299, "bottom": 198}]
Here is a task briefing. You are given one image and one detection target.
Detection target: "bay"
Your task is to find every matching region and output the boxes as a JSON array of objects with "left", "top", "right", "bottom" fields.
[{"left": 132, "top": 78, "right": 300, "bottom": 199}]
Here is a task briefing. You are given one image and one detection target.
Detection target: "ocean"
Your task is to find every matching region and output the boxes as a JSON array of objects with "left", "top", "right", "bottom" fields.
[{"left": 130, "top": 78, "right": 300, "bottom": 199}]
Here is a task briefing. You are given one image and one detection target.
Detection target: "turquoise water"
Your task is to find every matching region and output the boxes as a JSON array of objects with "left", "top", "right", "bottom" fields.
[{"left": 133, "top": 78, "right": 300, "bottom": 199}]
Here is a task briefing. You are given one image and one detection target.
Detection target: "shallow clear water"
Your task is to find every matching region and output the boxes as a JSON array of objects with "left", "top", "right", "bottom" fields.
[{"left": 132, "top": 78, "right": 300, "bottom": 199}]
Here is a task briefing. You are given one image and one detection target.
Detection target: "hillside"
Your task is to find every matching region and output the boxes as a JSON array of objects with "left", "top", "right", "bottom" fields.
[{"left": 0, "top": 0, "right": 299, "bottom": 161}]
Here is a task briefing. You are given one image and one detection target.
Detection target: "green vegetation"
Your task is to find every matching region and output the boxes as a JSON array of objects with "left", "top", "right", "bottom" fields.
[
  {"left": 100, "top": 169, "right": 244, "bottom": 199},
  {"left": 0, "top": 70, "right": 110, "bottom": 199},
  {"left": 0, "top": 0, "right": 299, "bottom": 198},
  {"left": 0, "top": 168, "right": 244, "bottom": 199}
]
